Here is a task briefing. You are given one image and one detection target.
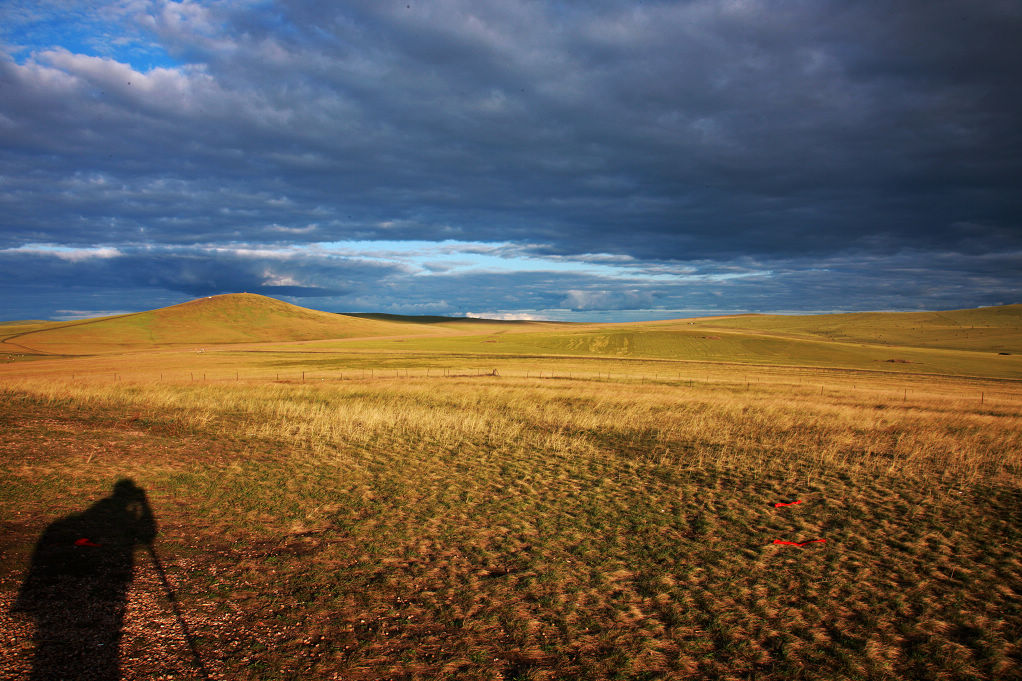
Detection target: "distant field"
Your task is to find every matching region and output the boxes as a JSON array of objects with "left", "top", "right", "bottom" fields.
[
  {"left": 4, "top": 295, "right": 1019, "bottom": 379},
  {"left": 303, "top": 326, "right": 1022, "bottom": 379},
  {"left": 1, "top": 295, "right": 1020, "bottom": 680},
  {"left": 682, "top": 305, "right": 1022, "bottom": 354}
]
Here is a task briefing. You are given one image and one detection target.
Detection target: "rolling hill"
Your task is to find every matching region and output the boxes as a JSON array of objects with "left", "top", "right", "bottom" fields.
[
  {"left": 1, "top": 295, "right": 1019, "bottom": 378},
  {"left": 679, "top": 304, "right": 1022, "bottom": 354},
  {"left": 0, "top": 293, "right": 456, "bottom": 355},
  {"left": 312, "top": 304, "right": 1022, "bottom": 378}
]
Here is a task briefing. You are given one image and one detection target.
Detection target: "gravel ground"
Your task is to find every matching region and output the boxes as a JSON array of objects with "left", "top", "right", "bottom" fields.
[{"left": 1, "top": 552, "right": 218, "bottom": 681}]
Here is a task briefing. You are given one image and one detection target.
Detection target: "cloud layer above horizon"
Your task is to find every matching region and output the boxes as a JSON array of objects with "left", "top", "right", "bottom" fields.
[{"left": 2, "top": 0, "right": 1020, "bottom": 321}]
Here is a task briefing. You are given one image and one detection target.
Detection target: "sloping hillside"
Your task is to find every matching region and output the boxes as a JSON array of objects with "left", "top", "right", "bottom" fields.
[
  {"left": 0, "top": 294, "right": 448, "bottom": 354},
  {"left": 344, "top": 312, "right": 568, "bottom": 333},
  {"left": 316, "top": 306, "right": 1022, "bottom": 378},
  {"left": 679, "top": 305, "right": 1022, "bottom": 354}
]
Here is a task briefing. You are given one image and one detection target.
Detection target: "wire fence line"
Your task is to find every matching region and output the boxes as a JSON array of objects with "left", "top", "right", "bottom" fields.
[{"left": 40, "top": 366, "right": 1022, "bottom": 405}]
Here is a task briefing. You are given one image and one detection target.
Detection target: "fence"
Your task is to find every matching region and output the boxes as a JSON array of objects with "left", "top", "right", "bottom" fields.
[{"left": 48, "top": 365, "right": 1022, "bottom": 406}]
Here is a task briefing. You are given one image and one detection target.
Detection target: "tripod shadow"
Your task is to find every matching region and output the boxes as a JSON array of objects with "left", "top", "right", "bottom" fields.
[{"left": 13, "top": 479, "right": 157, "bottom": 681}]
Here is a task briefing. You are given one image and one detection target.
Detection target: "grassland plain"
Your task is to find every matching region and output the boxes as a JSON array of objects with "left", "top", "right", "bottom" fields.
[
  {"left": 1, "top": 296, "right": 1021, "bottom": 680},
  {"left": 681, "top": 305, "right": 1022, "bottom": 354}
]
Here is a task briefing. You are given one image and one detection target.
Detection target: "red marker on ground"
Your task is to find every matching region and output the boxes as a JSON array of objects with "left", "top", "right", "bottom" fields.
[
  {"left": 74, "top": 538, "right": 101, "bottom": 547},
  {"left": 774, "top": 500, "right": 803, "bottom": 508},
  {"left": 772, "top": 539, "right": 826, "bottom": 547}
]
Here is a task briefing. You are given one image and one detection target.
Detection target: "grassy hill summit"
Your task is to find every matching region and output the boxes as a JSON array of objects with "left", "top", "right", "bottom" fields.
[{"left": 0, "top": 293, "right": 451, "bottom": 354}]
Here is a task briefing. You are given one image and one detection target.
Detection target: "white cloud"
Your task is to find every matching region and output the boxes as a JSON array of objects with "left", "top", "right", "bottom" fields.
[
  {"left": 267, "top": 223, "right": 318, "bottom": 234},
  {"left": 53, "top": 309, "right": 137, "bottom": 320},
  {"left": 1, "top": 244, "right": 122, "bottom": 261},
  {"left": 464, "top": 311, "right": 545, "bottom": 321},
  {"left": 260, "top": 269, "right": 302, "bottom": 287},
  {"left": 561, "top": 289, "right": 655, "bottom": 310}
]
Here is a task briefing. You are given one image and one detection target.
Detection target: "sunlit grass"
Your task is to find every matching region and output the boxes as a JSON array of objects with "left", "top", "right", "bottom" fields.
[
  {"left": 4, "top": 368, "right": 1020, "bottom": 497},
  {"left": 2, "top": 325, "right": 1021, "bottom": 679}
]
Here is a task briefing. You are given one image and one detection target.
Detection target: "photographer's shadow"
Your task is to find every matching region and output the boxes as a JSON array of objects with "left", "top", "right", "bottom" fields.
[{"left": 13, "top": 479, "right": 157, "bottom": 681}]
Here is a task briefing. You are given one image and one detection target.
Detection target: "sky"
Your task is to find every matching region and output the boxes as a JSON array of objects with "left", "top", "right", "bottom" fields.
[{"left": 1, "top": 0, "right": 1020, "bottom": 322}]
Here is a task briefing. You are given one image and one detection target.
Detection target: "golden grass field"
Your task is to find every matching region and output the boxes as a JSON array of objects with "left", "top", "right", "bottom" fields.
[{"left": 1, "top": 294, "right": 1020, "bottom": 680}]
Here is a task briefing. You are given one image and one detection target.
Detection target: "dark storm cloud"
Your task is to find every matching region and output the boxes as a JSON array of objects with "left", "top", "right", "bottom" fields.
[
  {"left": 0, "top": 0, "right": 1020, "bottom": 317},
  {"left": 0, "top": 245, "right": 400, "bottom": 317}
]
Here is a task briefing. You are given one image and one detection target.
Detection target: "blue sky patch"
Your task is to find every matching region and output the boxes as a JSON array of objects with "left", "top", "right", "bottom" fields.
[{"left": 1, "top": 1, "right": 183, "bottom": 71}]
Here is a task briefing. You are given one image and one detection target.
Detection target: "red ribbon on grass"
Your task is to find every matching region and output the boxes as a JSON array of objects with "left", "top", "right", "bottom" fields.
[
  {"left": 772, "top": 539, "right": 826, "bottom": 547},
  {"left": 74, "top": 538, "right": 101, "bottom": 547},
  {"left": 774, "top": 500, "right": 803, "bottom": 508}
]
